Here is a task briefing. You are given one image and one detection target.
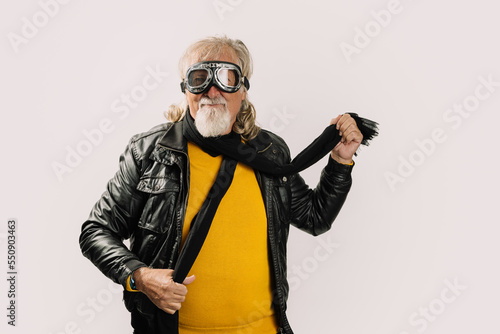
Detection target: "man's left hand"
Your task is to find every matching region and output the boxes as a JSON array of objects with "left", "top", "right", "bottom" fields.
[{"left": 330, "top": 114, "right": 363, "bottom": 165}]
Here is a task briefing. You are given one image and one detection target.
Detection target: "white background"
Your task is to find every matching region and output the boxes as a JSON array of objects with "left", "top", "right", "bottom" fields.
[{"left": 1, "top": 0, "right": 499, "bottom": 333}]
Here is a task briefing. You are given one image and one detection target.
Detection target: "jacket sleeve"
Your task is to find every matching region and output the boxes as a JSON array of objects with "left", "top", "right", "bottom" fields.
[
  {"left": 79, "top": 137, "right": 148, "bottom": 288},
  {"left": 289, "top": 156, "right": 353, "bottom": 236}
]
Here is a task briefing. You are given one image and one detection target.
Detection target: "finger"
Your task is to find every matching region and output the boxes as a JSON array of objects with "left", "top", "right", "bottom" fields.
[
  {"left": 159, "top": 269, "right": 175, "bottom": 279},
  {"left": 339, "top": 122, "right": 357, "bottom": 141},
  {"left": 168, "top": 301, "right": 183, "bottom": 311},
  {"left": 330, "top": 114, "right": 342, "bottom": 126},
  {"left": 163, "top": 291, "right": 186, "bottom": 302},
  {"left": 169, "top": 282, "right": 189, "bottom": 296},
  {"left": 338, "top": 117, "right": 356, "bottom": 135},
  {"left": 342, "top": 132, "right": 356, "bottom": 144},
  {"left": 160, "top": 278, "right": 187, "bottom": 297},
  {"left": 338, "top": 120, "right": 356, "bottom": 140},
  {"left": 151, "top": 286, "right": 185, "bottom": 303},
  {"left": 168, "top": 294, "right": 186, "bottom": 303},
  {"left": 336, "top": 113, "right": 352, "bottom": 130},
  {"left": 343, "top": 129, "right": 363, "bottom": 144},
  {"left": 162, "top": 303, "right": 181, "bottom": 314},
  {"left": 183, "top": 275, "right": 196, "bottom": 285}
]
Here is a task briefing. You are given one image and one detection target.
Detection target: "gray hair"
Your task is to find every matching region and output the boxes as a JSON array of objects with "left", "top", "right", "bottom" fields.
[{"left": 164, "top": 35, "right": 260, "bottom": 141}]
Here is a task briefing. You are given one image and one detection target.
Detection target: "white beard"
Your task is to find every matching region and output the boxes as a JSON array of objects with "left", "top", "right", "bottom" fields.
[{"left": 194, "top": 97, "right": 232, "bottom": 137}]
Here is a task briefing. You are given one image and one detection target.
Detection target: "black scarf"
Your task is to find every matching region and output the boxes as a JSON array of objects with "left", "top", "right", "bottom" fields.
[
  {"left": 164, "top": 110, "right": 378, "bottom": 333},
  {"left": 182, "top": 110, "right": 378, "bottom": 175}
]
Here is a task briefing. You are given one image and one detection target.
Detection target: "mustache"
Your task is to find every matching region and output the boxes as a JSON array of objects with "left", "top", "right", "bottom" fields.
[{"left": 199, "top": 96, "right": 227, "bottom": 107}]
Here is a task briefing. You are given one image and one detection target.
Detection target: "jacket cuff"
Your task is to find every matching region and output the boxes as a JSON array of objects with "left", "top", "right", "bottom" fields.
[
  {"left": 325, "top": 156, "right": 355, "bottom": 175},
  {"left": 120, "top": 259, "right": 148, "bottom": 289}
]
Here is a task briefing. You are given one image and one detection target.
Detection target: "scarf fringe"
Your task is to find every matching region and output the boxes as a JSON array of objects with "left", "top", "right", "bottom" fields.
[{"left": 347, "top": 113, "right": 379, "bottom": 146}]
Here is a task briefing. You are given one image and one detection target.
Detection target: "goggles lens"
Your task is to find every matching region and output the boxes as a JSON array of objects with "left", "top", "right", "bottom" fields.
[
  {"left": 182, "top": 61, "right": 249, "bottom": 94},
  {"left": 188, "top": 69, "right": 211, "bottom": 88},
  {"left": 217, "top": 68, "right": 239, "bottom": 87}
]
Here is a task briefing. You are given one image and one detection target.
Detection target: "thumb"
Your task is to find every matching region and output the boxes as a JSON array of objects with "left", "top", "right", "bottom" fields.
[
  {"left": 330, "top": 114, "right": 342, "bottom": 126},
  {"left": 183, "top": 275, "right": 196, "bottom": 285}
]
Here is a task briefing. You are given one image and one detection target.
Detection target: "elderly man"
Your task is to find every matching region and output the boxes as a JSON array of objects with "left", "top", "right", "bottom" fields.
[{"left": 80, "top": 36, "right": 375, "bottom": 334}]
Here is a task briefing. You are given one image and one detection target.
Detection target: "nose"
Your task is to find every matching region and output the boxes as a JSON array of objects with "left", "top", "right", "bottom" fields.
[{"left": 206, "top": 85, "right": 222, "bottom": 98}]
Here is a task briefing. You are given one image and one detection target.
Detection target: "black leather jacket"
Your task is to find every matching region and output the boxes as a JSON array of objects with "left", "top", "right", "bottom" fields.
[{"left": 79, "top": 121, "right": 353, "bottom": 333}]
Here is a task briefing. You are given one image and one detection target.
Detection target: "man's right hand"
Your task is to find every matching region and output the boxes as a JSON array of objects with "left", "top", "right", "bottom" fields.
[{"left": 133, "top": 267, "right": 195, "bottom": 314}]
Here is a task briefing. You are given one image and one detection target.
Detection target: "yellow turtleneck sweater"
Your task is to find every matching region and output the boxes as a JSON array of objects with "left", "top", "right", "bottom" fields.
[{"left": 178, "top": 141, "right": 277, "bottom": 333}]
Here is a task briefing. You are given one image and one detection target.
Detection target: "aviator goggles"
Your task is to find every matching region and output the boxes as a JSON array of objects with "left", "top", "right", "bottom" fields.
[{"left": 180, "top": 61, "right": 250, "bottom": 94}]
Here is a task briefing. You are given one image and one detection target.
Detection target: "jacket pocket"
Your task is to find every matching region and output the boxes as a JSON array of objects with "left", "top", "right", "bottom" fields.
[{"left": 136, "top": 176, "right": 180, "bottom": 234}]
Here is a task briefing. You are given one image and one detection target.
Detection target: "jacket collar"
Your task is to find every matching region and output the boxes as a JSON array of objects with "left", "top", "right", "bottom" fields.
[
  {"left": 157, "top": 121, "right": 187, "bottom": 152},
  {"left": 147, "top": 121, "right": 187, "bottom": 166}
]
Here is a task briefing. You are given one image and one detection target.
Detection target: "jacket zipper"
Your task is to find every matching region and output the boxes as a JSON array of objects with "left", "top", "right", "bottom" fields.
[{"left": 256, "top": 170, "right": 292, "bottom": 333}]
